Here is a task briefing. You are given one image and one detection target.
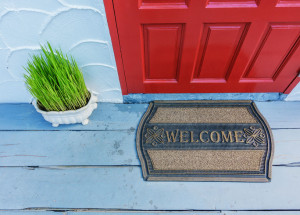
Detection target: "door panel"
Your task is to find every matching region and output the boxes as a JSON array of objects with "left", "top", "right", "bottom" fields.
[
  {"left": 143, "top": 24, "right": 184, "bottom": 81},
  {"left": 243, "top": 24, "right": 300, "bottom": 80},
  {"left": 113, "top": 0, "right": 300, "bottom": 93},
  {"left": 206, "top": 0, "right": 260, "bottom": 8},
  {"left": 276, "top": 0, "right": 300, "bottom": 7},
  {"left": 193, "top": 23, "right": 248, "bottom": 82},
  {"left": 140, "top": 0, "right": 189, "bottom": 8}
]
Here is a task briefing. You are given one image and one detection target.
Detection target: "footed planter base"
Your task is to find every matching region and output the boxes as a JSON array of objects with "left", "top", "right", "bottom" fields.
[{"left": 33, "top": 92, "right": 98, "bottom": 127}]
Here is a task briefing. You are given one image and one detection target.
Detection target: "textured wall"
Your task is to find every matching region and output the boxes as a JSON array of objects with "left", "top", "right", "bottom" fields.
[{"left": 0, "top": 0, "right": 123, "bottom": 103}]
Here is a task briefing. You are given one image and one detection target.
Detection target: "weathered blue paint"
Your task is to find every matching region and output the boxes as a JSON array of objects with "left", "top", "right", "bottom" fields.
[
  {"left": 0, "top": 166, "right": 300, "bottom": 210},
  {"left": 68, "top": 212, "right": 300, "bottom": 215},
  {"left": 123, "top": 93, "right": 288, "bottom": 103},
  {"left": 224, "top": 213, "right": 300, "bottom": 215},
  {"left": 0, "top": 130, "right": 138, "bottom": 166},
  {"left": 0, "top": 102, "right": 300, "bottom": 130},
  {"left": 2, "top": 211, "right": 300, "bottom": 215},
  {"left": 0, "top": 102, "right": 299, "bottom": 213},
  {"left": 0, "top": 103, "right": 148, "bottom": 131},
  {"left": 0, "top": 129, "right": 298, "bottom": 166},
  {"left": 68, "top": 213, "right": 221, "bottom": 215},
  {"left": 0, "top": 212, "right": 63, "bottom": 215}
]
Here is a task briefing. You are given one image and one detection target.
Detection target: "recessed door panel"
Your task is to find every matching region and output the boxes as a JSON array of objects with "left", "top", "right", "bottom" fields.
[
  {"left": 193, "top": 23, "right": 248, "bottom": 82},
  {"left": 143, "top": 24, "right": 184, "bottom": 82},
  {"left": 276, "top": 0, "right": 300, "bottom": 7},
  {"left": 206, "top": 0, "right": 260, "bottom": 8},
  {"left": 243, "top": 24, "right": 300, "bottom": 80},
  {"left": 140, "top": 0, "right": 189, "bottom": 8}
]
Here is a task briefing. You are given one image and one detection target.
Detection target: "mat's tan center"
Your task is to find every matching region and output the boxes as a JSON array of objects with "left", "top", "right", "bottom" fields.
[
  {"left": 149, "top": 107, "right": 257, "bottom": 124},
  {"left": 148, "top": 150, "right": 264, "bottom": 171}
]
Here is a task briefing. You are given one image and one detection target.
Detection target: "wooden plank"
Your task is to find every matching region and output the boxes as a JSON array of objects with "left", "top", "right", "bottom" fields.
[
  {"left": 68, "top": 212, "right": 220, "bottom": 215},
  {"left": 0, "top": 130, "right": 138, "bottom": 166},
  {"left": 0, "top": 211, "right": 64, "bottom": 215},
  {"left": 68, "top": 211, "right": 300, "bottom": 215},
  {"left": 1, "top": 210, "right": 300, "bottom": 215},
  {"left": 0, "top": 129, "right": 299, "bottom": 166},
  {"left": 0, "top": 102, "right": 299, "bottom": 131},
  {"left": 255, "top": 102, "right": 300, "bottom": 129},
  {"left": 0, "top": 103, "right": 148, "bottom": 131},
  {"left": 224, "top": 212, "right": 300, "bottom": 215},
  {"left": 0, "top": 166, "right": 299, "bottom": 210},
  {"left": 272, "top": 129, "right": 300, "bottom": 166}
]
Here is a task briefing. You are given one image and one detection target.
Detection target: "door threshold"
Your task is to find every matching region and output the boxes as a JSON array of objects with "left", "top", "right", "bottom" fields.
[{"left": 123, "top": 93, "right": 287, "bottom": 104}]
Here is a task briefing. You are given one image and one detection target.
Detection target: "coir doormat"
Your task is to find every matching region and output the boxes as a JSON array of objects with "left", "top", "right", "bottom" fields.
[{"left": 136, "top": 101, "right": 274, "bottom": 182}]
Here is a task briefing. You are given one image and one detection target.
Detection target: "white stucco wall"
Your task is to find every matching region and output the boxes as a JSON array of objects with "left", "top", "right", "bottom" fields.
[{"left": 0, "top": 0, "right": 123, "bottom": 103}]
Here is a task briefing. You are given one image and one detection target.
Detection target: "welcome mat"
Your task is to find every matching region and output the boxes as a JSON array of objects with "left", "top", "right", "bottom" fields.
[{"left": 136, "top": 101, "right": 274, "bottom": 182}]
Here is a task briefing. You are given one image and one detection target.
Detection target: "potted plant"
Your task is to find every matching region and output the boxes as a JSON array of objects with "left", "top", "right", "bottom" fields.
[{"left": 24, "top": 42, "right": 97, "bottom": 127}]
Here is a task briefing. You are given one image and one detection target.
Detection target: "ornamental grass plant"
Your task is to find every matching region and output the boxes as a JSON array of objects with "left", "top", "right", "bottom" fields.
[{"left": 24, "top": 42, "right": 90, "bottom": 112}]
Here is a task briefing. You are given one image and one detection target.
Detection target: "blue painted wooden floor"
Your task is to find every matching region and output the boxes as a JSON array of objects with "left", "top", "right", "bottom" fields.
[{"left": 0, "top": 102, "right": 300, "bottom": 215}]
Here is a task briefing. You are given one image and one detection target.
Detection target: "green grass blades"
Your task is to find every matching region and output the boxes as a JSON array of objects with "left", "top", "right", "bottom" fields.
[{"left": 24, "top": 42, "right": 90, "bottom": 112}]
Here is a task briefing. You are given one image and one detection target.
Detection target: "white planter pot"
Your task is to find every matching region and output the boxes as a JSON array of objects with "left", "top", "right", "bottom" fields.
[{"left": 33, "top": 92, "right": 98, "bottom": 127}]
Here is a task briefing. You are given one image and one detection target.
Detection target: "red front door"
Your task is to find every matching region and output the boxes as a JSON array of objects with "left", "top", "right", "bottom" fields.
[{"left": 110, "top": 0, "right": 300, "bottom": 94}]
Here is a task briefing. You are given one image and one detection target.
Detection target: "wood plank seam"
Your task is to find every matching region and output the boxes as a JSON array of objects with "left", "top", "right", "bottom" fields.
[
  {"left": 3, "top": 208, "right": 300, "bottom": 212},
  {"left": 1, "top": 164, "right": 298, "bottom": 169}
]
